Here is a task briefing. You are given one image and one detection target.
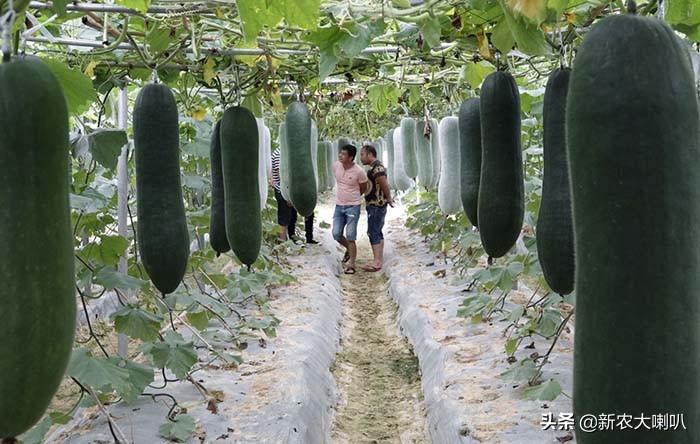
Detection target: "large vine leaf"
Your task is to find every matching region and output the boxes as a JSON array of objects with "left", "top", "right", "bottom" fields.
[
  {"left": 109, "top": 358, "right": 155, "bottom": 403},
  {"left": 522, "top": 378, "right": 562, "bottom": 401},
  {"left": 112, "top": 305, "right": 164, "bottom": 341},
  {"left": 666, "top": 0, "right": 700, "bottom": 25},
  {"left": 87, "top": 129, "right": 127, "bottom": 170},
  {"left": 497, "top": 0, "right": 550, "bottom": 56},
  {"left": 66, "top": 348, "right": 131, "bottom": 393},
  {"left": 159, "top": 414, "right": 196, "bottom": 442},
  {"left": 367, "top": 84, "right": 401, "bottom": 116},
  {"left": 93, "top": 268, "right": 149, "bottom": 290},
  {"left": 42, "top": 58, "right": 97, "bottom": 116},
  {"left": 140, "top": 331, "right": 198, "bottom": 379}
]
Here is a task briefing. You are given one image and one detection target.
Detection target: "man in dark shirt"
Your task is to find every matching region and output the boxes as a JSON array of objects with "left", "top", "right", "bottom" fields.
[{"left": 359, "top": 144, "right": 394, "bottom": 271}]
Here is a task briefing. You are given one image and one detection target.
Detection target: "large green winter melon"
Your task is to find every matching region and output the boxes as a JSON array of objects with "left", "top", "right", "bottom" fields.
[
  {"left": 326, "top": 141, "right": 336, "bottom": 189},
  {"left": 437, "top": 117, "right": 461, "bottom": 215},
  {"left": 0, "top": 57, "right": 76, "bottom": 439},
  {"left": 568, "top": 15, "right": 700, "bottom": 443},
  {"left": 392, "top": 126, "right": 415, "bottom": 191},
  {"left": 385, "top": 129, "right": 397, "bottom": 190},
  {"left": 400, "top": 117, "right": 418, "bottom": 179},
  {"left": 285, "top": 102, "right": 317, "bottom": 217},
  {"left": 458, "top": 98, "right": 482, "bottom": 227},
  {"left": 209, "top": 120, "right": 230, "bottom": 254},
  {"left": 256, "top": 117, "right": 270, "bottom": 210},
  {"left": 134, "top": 83, "right": 190, "bottom": 294},
  {"left": 278, "top": 122, "right": 292, "bottom": 202},
  {"left": 415, "top": 119, "right": 434, "bottom": 187},
  {"left": 477, "top": 71, "right": 524, "bottom": 258},
  {"left": 429, "top": 118, "right": 440, "bottom": 190},
  {"left": 536, "top": 68, "right": 574, "bottom": 296},
  {"left": 317, "top": 140, "right": 329, "bottom": 192},
  {"left": 220, "top": 106, "right": 261, "bottom": 266}
]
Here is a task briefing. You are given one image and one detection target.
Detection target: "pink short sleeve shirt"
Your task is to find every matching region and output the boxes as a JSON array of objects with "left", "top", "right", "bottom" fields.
[{"left": 333, "top": 161, "right": 368, "bottom": 206}]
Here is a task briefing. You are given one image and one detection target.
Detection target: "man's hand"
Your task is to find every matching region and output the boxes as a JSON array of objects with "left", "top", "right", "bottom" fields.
[{"left": 387, "top": 198, "right": 395, "bottom": 208}]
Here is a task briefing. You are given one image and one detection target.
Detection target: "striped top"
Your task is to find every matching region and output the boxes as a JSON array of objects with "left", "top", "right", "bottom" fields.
[{"left": 271, "top": 148, "right": 281, "bottom": 191}]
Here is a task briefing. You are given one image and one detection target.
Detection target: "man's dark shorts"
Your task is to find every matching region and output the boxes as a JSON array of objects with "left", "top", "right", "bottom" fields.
[{"left": 367, "top": 204, "right": 387, "bottom": 245}]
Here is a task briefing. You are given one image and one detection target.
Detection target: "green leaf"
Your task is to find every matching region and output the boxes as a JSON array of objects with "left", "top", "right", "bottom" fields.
[
  {"left": 666, "top": 0, "right": 700, "bottom": 25},
  {"left": 283, "top": 0, "right": 321, "bottom": 31},
  {"left": 112, "top": 306, "right": 164, "bottom": 341},
  {"left": 116, "top": 0, "right": 151, "bottom": 13},
  {"left": 500, "top": 358, "right": 538, "bottom": 382},
  {"left": 98, "top": 235, "right": 129, "bottom": 266},
  {"left": 42, "top": 58, "right": 97, "bottom": 116},
  {"left": 236, "top": 0, "right": 283, "bottom": 42},
  {"left": 70, "top": 188, "right": 110, "bottom": 212},
  {"left": 94, "top": 268, "right": 148, "bottom": 290},
  {"left": 508, "top": 306, "right": 524, "bottom": 323},
  {"left": 147, "top": 26, "right": 171, "bottom": 53},
  {"left": 186, "top": 310, "right": 211, "bottom": 330},
  {"left": 242, "top": 92, "right": 263, "bottom": 118},
  {"left": 461, "top": 61, "right": 496, "bottom": 89},
  {"left": 547, "top": 0, "right": 569, "bottom": 15},
  {"left": 418, "top": 17, "right": 442, "bottom": 48},
  {"left": 491, "top": 19, "right": 515, "bottom": 54},
  {"left": 505, "top": 338, "right": 519, "bottom": 356},
  {"left": 110, "top": 358, "right": 155, "bottom": 403},
  {"left": 537, "top": 308, "right": 561, "bottom": 338},
  {"left": 522, "top": 378, "right": 562, "bottom": 401},
  {"left": 159, "top": 414, "right": 196, "bottom": 442},
  {"left": 182, "top": 174, "right": 210, "bottom": 190},
  {"left": 140, "top": 331, "right": 198, "bottom": 379},
  {"left": 51, "top": 0, "right": 68, "bottom": 16},
  {"left": 497, "top": 0, "right": 549, "bottom": 56},
  {"left": 367, "top": 84, "right": 401, "bottom": 116},
  {"left": 87, "top": 129, "right": 128, "bottom": 170},
  {"left": 19, "top": 416, "right": 53, "bottom": 444},
  {"left": 66, "top": 348, "right": 131, "bottom": 393}
]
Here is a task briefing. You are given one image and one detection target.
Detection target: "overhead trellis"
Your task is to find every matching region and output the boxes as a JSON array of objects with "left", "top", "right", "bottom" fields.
[{"left": 0, "top": 0, "right": 697, "bottom": 128}]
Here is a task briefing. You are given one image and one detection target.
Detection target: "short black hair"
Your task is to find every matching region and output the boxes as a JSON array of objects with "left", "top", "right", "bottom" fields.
[
  {"left": 361, "top": 145, "right": 377, "bottom": 158},
  {"left": 341, "top": 144, "right": 357, "bottom": 160}
]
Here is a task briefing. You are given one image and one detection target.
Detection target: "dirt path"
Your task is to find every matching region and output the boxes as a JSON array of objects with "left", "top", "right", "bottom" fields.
[{"left": 325, "top": 203, "right": 428, "bottom": 444}]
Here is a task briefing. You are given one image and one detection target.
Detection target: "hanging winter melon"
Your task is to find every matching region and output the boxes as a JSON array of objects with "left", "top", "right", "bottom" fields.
[
  {"left": 429, "top": 118, "right": 440, "bottom": 190},
  {"left": 209, "top": 120, "right": 230, "bottom": 254},
  {"left": 478, "top": 71, "right": 524, "bottom": 258},
  {"left": 326, "top": 141, "right": 336, "bottom": 189},
  {"left": 392, "top": 127, "right": 415, "bottom": 191},
  {"left": 0, "top": 57, "right": 76, "bottom": 439},
  {"left": 385, "top": 129, "right": 397, "bottom": 190},
  {"left": 220, "top": 106, "right": 261, "bottom": 266},
  {"left": 437, "top": 117, "right": 462, "bottom": 214},
  {"left": 536, "top": 68, "right": 574, "bottom": 296},
  {"left": 458, "top": 98, "right": 482, "bottom": 227},
  {"left": 256, "top": 117, "right": 270, "bottom": 210},
  {"left": 317, "top": 140, "right": 329, "bottom": 192},
  {"left": 135, "top": 83, "right": 190, "bottom": 294},
  {"left": 400, "top": 117, "right": 418, "bottom": 179},
  {"left": 285, "top": 102, "right": 317, "bottom": 217},
  {"left": 415, "top": 119, "right": 434, "bottom": 187},
  {"left": 278, "top": 122, "right": 292, "bottom": 202},
  {"left": 568, "top": 14, "right": 700, "bottom": 443}
]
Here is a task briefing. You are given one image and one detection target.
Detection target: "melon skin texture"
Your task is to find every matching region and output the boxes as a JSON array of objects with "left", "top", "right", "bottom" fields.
[
  {"left": 437, "top": 116, "right": 462, "bottom": 215},
  {"left": 134, "top": 83, "right": 190, "bottom": 294},
  {"left": 285, "top": 102, "right": 317, "bottom": 217},
  {"left": 400, "top": 117, "right": 418, "bottom": 179},
  {"left": 477, "top": 71, "right": 524, "bottom": 258},
  {"left": 209, "top": 120, "right": 230, "bottom": 254},
  {"left": 458, "top": 98, "right": 481, "bottom": 227},
  {"left": 220, "top": 106, "right": 261, "bottom": 266},
  {"left": 415, "top": 119, "right": 434, "bottom": 187},
  {"left": 536, "top": 68, "right": 574, "bottom": 296},
  {"left": 392, "top": 127, "right": 415, "bottom": 191},
  {"left": 0, "top": 57, "right": 76, "bottom": 439},
  {"left": 567, "top": 15, "right": 700, "bottom": 443}
]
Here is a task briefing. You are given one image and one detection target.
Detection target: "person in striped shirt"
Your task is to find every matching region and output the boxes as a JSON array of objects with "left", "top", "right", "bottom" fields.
[{"left": 269, "top": 148, "right": 317, "bottom": 244}]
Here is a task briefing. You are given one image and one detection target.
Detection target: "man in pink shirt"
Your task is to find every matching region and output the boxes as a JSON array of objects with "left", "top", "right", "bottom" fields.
[{"left": 332, "top": 144, "right": 368, "bottom": 274}]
